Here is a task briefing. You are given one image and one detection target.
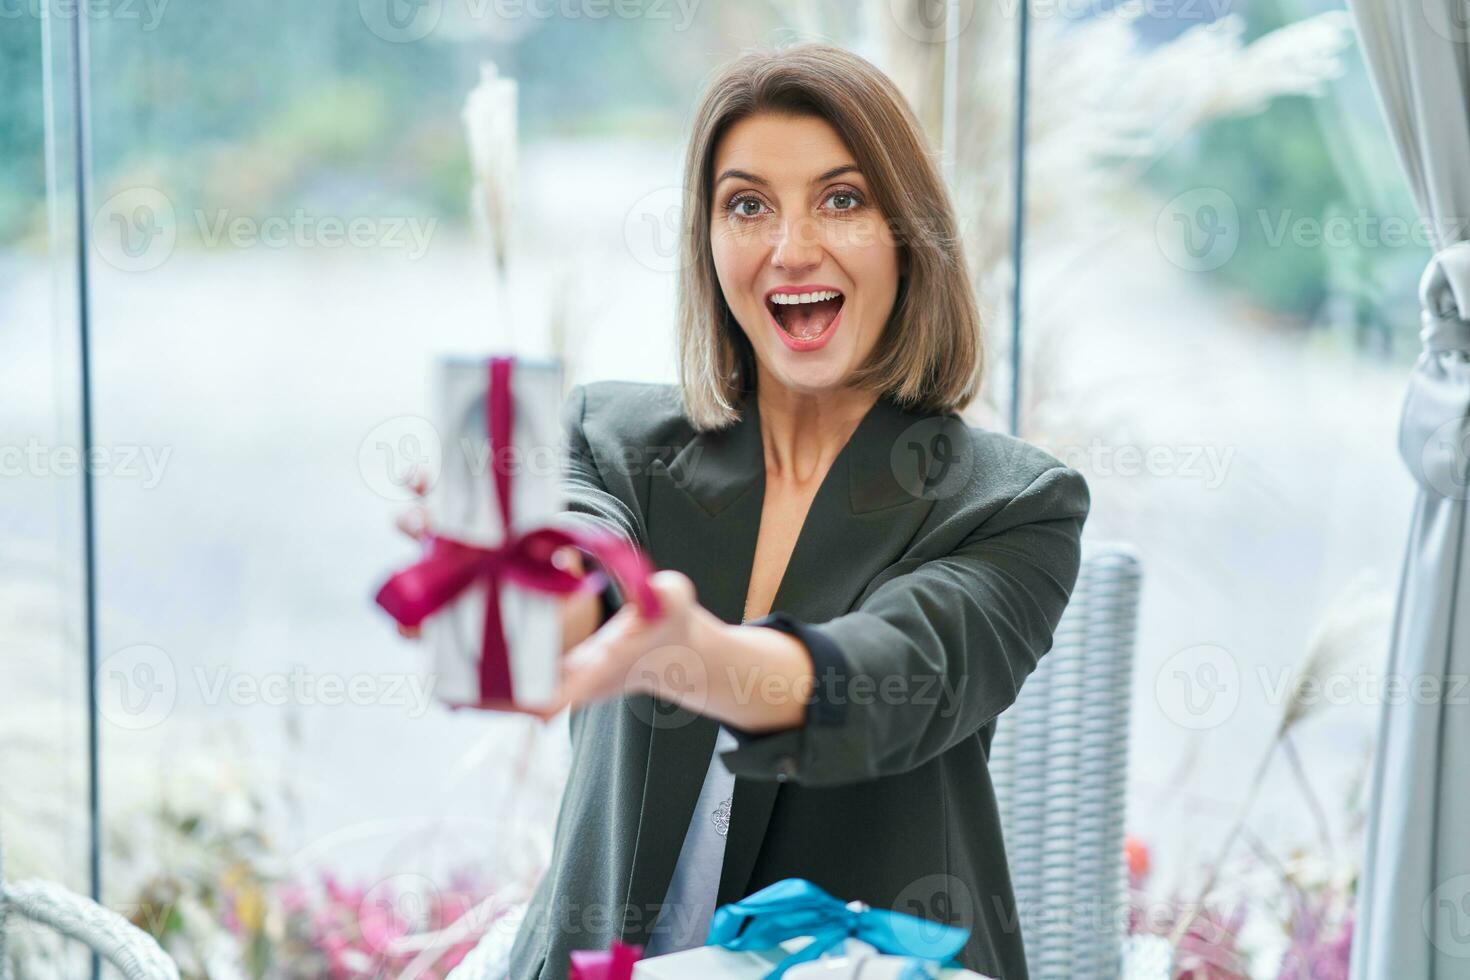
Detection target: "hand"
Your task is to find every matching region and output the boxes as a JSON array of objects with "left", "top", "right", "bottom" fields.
[
  {"left": 391, "top": 468, "right": 602, "bottom": 654},
  {"left": 391, "top": 468, "right": 434, "bottom": 640},
  {"left": 539, "top": 569, "right": 721, "bottom": 716}
]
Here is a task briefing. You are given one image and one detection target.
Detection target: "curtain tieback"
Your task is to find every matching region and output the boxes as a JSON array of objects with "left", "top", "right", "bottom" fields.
[{"left": 1420, "top": 241, "right": 1470, "bottom": 355}]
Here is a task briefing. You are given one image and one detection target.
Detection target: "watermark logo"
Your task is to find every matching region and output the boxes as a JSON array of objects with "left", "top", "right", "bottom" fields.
[
  {"left": 891, "top": 417, "right": 975, "bottom": 501},
  {"left": 1422, "top": 0, "right": 1470, "bottom": 44},
  {"left": 92, "top": 187, "right": 437, "bottom": 271},
  {"left": 93, "top": 186, "right": 177, "bottom": 272},
  {"left": 623, "top": 643, "right": 709, "bottom": 729},
  {"left": 1155, "top": 643, "right": 1240, "bottom": 730},
  {"left": 360, "top": 873, "right": 442, "bottom": 952},
  {"left": 1417, "top": 416, "right": 1470, "bottom": 502},
  {"left": 889, "top": 0, "right": 975, "bottom": 44},
  {"left": 1156, "top": 188, "right": 1239, "bottom": 272},
  {"left": 100, "top": 648, "right": 439, "bottom": 726},
  {"left": 894, "top": 874, "right": 977, "bottom": 944},
  {"left": 624, "top": 185, "right": 690, "bottom": 274},
  {"left": 97, "top": 643, "right": 178, "bottom": 731},
  {"left": 1425, "top": 874, "right": 1470, "bottom": 958},
  {"left": 360, "top": 0, "right": 442, "bottom": 42},
  {"left": 359, "top": 415, "right": 443, "bottom": 502}
]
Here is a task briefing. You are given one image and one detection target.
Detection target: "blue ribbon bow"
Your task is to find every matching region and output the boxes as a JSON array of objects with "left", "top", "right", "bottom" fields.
[{"left": 704, "top": 879, "right": 970, "bottom": 979}]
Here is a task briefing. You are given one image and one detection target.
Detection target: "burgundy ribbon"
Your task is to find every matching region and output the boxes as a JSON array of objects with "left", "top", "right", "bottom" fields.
[
  {"left": 569, "top": 941, "right": 643, "bottom": 980},
  {"left": 375, "top": 356, "right": 661, "bottom": 708}
]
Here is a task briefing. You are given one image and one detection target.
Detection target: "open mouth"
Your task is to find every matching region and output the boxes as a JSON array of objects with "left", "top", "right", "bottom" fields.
[{"left": 765, "top": 288, "right": 845, "bottom": 342}]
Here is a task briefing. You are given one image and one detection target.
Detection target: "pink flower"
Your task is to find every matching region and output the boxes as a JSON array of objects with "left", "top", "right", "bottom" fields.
[{"left": 1276, "top": 893, "right": 1353, "bottom": 980}]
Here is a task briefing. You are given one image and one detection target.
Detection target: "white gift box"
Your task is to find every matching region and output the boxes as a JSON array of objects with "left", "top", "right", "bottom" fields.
[
  {"left": 424, "top": 355, "right": 565, "bottom": 710},
  {"left": 631, "top": 937, "right": 995, "bottom": 980}
]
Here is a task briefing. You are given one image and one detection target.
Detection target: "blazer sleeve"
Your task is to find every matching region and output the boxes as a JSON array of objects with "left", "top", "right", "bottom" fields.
[
  {"left": 720, "top": 465, "right": 1090, "bottom": 788},
  {"left": 547, "top": 383, "right": 641, "bottom": 625}
]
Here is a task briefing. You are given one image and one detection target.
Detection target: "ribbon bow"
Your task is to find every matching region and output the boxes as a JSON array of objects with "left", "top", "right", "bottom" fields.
[
  {"left": 374, "top": 356, "right": 662, "bottom": 708},
  {"left": 706, "top": 879, "right": 969, "bottom": 980}
]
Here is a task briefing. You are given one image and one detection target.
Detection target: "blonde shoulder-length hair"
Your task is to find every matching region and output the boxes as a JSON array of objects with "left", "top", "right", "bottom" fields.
[{"left": 676, "top": 42, "right": 984, "bottom": 432}]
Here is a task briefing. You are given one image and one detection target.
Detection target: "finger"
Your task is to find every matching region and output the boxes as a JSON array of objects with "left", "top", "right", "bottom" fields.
[
  {"left": 557, "top": 638, "right": 626, "bottom": 709},
  {"left": 553, "top": 545, "right": 586, "bottom": 575},
  {"left": 409, "top": 466, "right": 431, "bottom": 498},
  {"left": 595, "top": 598, "right": 650, "bottom": 637},
  {"left": 556, "top": 646, "right": 606, "bottom": 708},
  {"left": 396, "top": 622, "right": 422, "bottom": 639},
  {"left": 395, "top": 506, "right": 431, "bottom": 541},
  {"left": 623, "top": 568, "right": 690, "bottom": 625}
]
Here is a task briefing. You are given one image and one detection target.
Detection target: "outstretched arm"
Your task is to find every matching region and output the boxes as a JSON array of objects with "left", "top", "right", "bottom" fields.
[{"left": 544, "top": 465, "right": 1090, "bottom": 786}]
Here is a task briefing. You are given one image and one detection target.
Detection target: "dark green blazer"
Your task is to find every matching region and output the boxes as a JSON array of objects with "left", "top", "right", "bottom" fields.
[{"left": 508, "top": 380, "right": 1090, "bottom": 980}]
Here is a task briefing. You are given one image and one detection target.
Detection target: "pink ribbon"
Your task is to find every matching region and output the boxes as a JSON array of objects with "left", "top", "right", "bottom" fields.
[
  {"left": 375, "top": 356, "right": 662, "bottom": 709},
  {"left": 569, "top": 941, "right": 643, "bottom": 980}
]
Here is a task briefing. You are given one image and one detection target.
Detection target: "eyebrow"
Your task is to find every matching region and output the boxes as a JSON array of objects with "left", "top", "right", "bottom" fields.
[{"left": 714, "top": 164, "right": 862, "bottom": 187}]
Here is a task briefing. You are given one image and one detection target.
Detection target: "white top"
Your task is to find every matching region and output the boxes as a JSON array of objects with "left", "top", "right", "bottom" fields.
[{"left": 643, "top": 725, "right": 740, "bottom": 956}]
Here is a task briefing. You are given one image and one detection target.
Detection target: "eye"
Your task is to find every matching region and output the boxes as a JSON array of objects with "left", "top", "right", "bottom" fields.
[
  {"left": 725, "top": 194, "right": 769, "bottom": 220},
  {"left": 823, "top": 188, "right": 864, "bottom": 212}
]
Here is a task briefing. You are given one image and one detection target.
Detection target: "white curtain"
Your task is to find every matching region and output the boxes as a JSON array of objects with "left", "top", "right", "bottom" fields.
[{"left": 1346, "top": 3, "right": 1470, "bottom": 977}]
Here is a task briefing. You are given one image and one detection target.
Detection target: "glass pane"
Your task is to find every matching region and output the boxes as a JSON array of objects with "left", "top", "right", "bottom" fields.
[
  {"left": 884, "top": 0, "right": 1023, "bottom": 432},
  {"left": 80, "top": 3, "right": 1007, "bottom": 974},
  {"left": 0, "top": 6, "right": 93, "bottom": 977},
  {"left": 1021, "top": 0, "right": 1419, "bottom": 967}
]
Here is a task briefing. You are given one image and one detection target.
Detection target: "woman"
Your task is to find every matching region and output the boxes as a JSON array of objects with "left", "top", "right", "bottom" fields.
[{"left": 508, "top": 43, "right": 1089, "bottom": 980}]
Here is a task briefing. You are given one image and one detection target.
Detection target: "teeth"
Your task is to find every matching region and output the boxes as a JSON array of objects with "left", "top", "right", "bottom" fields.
[{"left": 770, "top": 290, "right": 841, "bottom": 305}]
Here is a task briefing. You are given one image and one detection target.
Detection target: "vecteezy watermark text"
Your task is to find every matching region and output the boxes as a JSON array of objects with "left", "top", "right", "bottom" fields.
[
  {"left": 93, "top": 187, "right": 439, "bottom": 272},
  {"left": 97, "top": 645, "right": 440, "bottom": 730},
  {"left": 193, "top": 209, "right": 436, "bottom": 258},
  {"left": 1055, "top": 439, "right": 1235, "bottom": 490},
  {"left": 0, "top": 0, "right": 170, "bottom": 30},
  {"left": 1, "top": 440, "right": 171, "bottom": 488},
  {"left": 358, "top": 0, "right": 701, "bottom": 43}
]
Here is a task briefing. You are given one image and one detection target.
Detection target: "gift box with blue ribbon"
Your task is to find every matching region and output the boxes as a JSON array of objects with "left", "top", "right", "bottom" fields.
[{"left": 631, "top": 879, "right": 996, "bottom": 980}]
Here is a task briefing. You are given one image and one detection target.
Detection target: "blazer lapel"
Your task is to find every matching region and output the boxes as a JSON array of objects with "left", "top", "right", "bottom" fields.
[
  {"left": 621, "top": 387, "right": 940, "bottom": 936},
  {"left": 619, "top": 390, "right": 764, "bottom": 943}
]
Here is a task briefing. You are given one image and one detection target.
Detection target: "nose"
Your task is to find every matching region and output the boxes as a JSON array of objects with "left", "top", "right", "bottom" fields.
[{"left": 769, "top": 213, "right": 821, "bottom": 274}]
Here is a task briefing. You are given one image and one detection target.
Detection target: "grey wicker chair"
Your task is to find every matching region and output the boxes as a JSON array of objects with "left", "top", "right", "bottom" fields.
[
  {"left": 0, "top": 833, "right": 180, "bottom": 980},
  {"left": 989, "top": 542, "right": 1146, "bottom": 980}
]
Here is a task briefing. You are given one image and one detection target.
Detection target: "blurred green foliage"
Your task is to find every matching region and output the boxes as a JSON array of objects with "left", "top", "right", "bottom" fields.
[
  {"left": 0, "top": 0, "right": 1429, "bottom": 350},
  {"left": 0, "top": 0, "right": 706, "bottom": 248},
  {"left": 1145, "top": 0, "right": 1427, "bottom": 355},
  {"left": 1154, "top": 95, "right": 1341, "bottom": 318},
  {"left": 0, "top": 13, "right": 47, "bottom": 245}
]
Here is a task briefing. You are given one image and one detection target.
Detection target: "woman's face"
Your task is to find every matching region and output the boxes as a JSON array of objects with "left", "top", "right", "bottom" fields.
[{"left": 708, "top": 112, "right": 900, "bottom": 397}]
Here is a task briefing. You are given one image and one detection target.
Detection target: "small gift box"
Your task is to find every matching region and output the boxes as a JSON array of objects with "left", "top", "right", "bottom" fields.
[
  {"left": 431, "top": 355, "right": 563, "bottom": 709},
  {"left": 632, "top": 879, "right": 994, "bottom": 980},
  {"left": 375, "top": 355, "right": 661, "bottom": 712},
  {"left": 570, "top": 941, "right": 644, "bottom": 980}
]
